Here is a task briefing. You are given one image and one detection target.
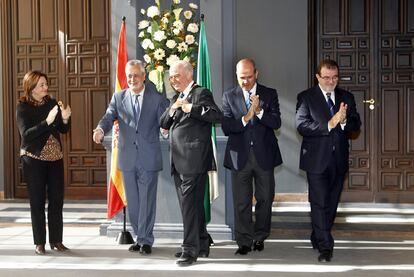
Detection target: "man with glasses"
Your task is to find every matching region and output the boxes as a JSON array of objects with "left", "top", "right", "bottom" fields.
[{"left": 296, "top": 59, "right": 361, "bottom": 262}]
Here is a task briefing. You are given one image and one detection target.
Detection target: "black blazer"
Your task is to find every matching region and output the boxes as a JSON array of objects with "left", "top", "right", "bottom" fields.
[
  {"left": 222, "top": 83, "right": 283, "bottom": 171},
  {"left": 16, "top": 98, "right": 70, "bottom": 157},
  {"left": 160, "top": 85, "right": 223, "bottom": 175},
  {"left": 296, "top": 86, "right": 361, "bottom": 174}
]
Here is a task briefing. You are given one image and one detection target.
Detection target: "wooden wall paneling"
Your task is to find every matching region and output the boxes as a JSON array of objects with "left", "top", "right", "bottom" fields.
[
  {"left": 3, "top": 0, "right": 111, "bottom": 199},
  {"left": 316, "top": 0, "right": 374, "bottom": 201},
  {"left": 376, "top": 0, "right": 414, "bottom": 200}
]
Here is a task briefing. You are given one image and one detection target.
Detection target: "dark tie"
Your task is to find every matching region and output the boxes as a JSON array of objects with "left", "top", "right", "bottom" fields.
[
  {"left": 134, "top": 94, "right": 141, "bottom": 122},
  {"left": 326, "top": 92, "right": 335, "bottom": 117},
  {"left": 245, "top": 91, "right": 252, "bottom": 109}
]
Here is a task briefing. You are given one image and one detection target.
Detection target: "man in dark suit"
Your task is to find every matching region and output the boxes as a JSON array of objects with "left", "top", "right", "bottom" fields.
[
  {"left": 93, "top": 60, "right": 169, "bottom": 255},
  {"left": 160, "top": 60, "right": 222, "bottom": 266},
  {"left": 296, "top": 59, "right": 361, "bottom": 262},
  {"left": 222, "top": 58, "right": 283, "bottom": 255}
]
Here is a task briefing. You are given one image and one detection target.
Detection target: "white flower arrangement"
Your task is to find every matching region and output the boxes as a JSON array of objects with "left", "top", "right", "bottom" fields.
[{"left": 138, "top": 0, "right": 199, "bottom": 92}]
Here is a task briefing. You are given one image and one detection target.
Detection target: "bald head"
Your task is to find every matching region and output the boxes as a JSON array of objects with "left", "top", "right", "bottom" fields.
[{"left": 236, "top": 58, "right": 258, "bottom": 91}]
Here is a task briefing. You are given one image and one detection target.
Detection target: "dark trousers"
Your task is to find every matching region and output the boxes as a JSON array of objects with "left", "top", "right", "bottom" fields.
[
  {"left": 173, "top": 171, "right": 209, "bottom": 258},
  {"left": 231, "top": 149, "right": 275, "bottom": 248},
  {"left": 307, "top": 153, "right": 344, "bottom": 252},
  {"left": 22, "top": 156, "right": 64, "bottom": 245}
]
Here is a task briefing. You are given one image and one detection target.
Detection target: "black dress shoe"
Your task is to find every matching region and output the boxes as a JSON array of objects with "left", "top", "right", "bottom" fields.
[
  {"left": 253, "top": 241, "right": 264, "bottom": 251},
  {"left": 235, "top": 245, "right": 251, "bottom": 255},
  {"left": 318, "top": 250, "right": 333, "bottom": 262},
  {"left": 140, "top": 244, "right": 152, "bottom": 255},
  {"left": 128, "top": 243, "right": 141, "bottom": 252},
  {"left": 50, "top": 242, "right": 69, "bottom": 251},
  {"left": 175, "top": 249, "right": 209, "bottom": 258},
  {"left": 35, "top": 244, "right": 46, "bottom": 255},
  {"left": 176, "top": 253, "right": 197, "bottom": 267}
]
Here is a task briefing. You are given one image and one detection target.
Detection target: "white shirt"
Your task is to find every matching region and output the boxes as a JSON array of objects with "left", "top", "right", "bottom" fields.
[
  {"left": 241, "top": 83, "right": 264, "bottom": 126},
  {"left": 318, "top": 84, "right": 346, "bottom": 131}
]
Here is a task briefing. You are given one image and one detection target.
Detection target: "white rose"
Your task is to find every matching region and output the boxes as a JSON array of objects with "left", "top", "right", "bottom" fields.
[
  {"left": 153, "top": 48, "right": 166, "bottom": 60},
  {"left": 185, "top": 35, "right": 195, "bottom": 45},
  {"left": 138, "top": 31, "right": 145, "bottom": 38},
  {"left": 147, "top": 6, "right": 160, "bottom": 18},
  {"left": 141, "top": 38, "right": 152, "bottom": 50},
  {"left": 138, "top": 20, "right": 149, "bottom": 30},
  {"left": 187, "top": 23, "right": 199, "bottom": 33},
  {"left": 173, "top": 28, "right": 180, "bottom": 35},
  {"left": 177, "top": 42, "right": 188, "bottom": 52},
  {"left": 189, "top": 3, "right": 198, "bottom": 9},
  {"left": 153, "top": 30, "right": 166, "bottom": 41},
  {"left": 166, "top": 55, "right": 180, "bottom": 66},
  {"left": 183, "top": 11, "right": 192, "bottom": 20},
  {"left": 143, "top": 54, "right": 151, "bottom": 64},
  {"left": 166, "top": 40, "right": 177, "bottom": 49},
  {"left": 173, "top": 0, "right": 181, "bottom": 4},
  {"left": 173, "top": 20, "right": 184, "bottom": 30}
]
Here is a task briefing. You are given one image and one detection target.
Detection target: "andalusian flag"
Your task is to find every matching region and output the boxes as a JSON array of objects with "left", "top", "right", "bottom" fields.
[
  {"left": 107, "top": 17, "right": 128, "bottom": 219},
  {"left": 197, "top": 15, "right": 218, "bottom": 223}
]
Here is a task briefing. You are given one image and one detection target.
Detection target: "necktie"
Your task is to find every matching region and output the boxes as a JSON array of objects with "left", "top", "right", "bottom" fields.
[
  {"left": 134, "top": 94, "right": 141, "bottom": 122},
  {"left": 326, "top": 92, "right": 335, "bottom": 117},
  {"left": 245, "top": 91, "right": 252, "bottom": 109}
]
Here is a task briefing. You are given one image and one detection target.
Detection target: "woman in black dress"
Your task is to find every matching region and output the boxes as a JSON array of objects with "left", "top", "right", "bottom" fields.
[{"left": 16, "top": 71, "right": 71, "bottom": 255}]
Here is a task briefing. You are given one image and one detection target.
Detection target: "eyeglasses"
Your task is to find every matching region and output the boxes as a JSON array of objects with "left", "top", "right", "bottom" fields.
[{"left": 320, "top": 75, "right": 339, "bottom": 81}]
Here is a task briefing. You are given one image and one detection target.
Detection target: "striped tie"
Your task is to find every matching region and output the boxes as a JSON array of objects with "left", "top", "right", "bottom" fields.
[{"left": 326, "top": 92, "right": 335, "bottom": 117}]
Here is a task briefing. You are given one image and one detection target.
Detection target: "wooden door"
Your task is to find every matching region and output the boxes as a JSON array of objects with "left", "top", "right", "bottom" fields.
[
  {"left": 2, "top": 0, "right": 110, "bottom": 199},
  {"left": 311, "top": 0, "right": 414, "bottom": 202}
]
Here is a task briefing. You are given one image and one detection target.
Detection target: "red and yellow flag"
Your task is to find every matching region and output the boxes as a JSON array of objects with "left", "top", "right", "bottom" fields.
[{"left": 107, "top": 17, "right": 128, "bottom": 219}]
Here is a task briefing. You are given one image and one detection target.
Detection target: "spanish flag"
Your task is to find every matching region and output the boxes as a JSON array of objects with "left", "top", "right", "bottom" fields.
[{"left": 107, "top": 17, "right": 128, "bottom": 219}]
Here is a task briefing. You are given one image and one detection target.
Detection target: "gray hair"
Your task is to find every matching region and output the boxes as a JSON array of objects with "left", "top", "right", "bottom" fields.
[
  {"left": 126, "top": 59, "right": 146, "bottom": 72},
  {"left": 171, "top": 60, "right": 193, "bottom": 73}
]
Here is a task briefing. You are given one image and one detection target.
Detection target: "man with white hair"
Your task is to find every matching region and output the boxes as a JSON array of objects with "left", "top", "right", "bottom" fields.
[{"left": 160, "top": 60, "right": 222, "bottom": 266}]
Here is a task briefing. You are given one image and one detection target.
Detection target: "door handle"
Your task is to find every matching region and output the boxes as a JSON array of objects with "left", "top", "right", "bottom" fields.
[{"left": 363, "top": 98, "right": 375, "bottom": 110}]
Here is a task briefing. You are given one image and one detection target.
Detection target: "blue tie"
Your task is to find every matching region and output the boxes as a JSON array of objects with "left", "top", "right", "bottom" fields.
[
  {"left": 326, "top": 92, "right": 335, "bottom": 117},
  {"left": 245, "top": 91, "right": 252, "bottom": 109},
  {"left": 134, "top": 94, "right": 141, "bottom": 122}
]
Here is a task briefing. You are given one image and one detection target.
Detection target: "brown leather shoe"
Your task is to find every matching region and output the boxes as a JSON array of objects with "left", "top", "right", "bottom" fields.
[
  {"left": 35, "top": 244, "right": 46, "bottom": 255},
  {"left": 50, "top": 242, "right": 69, "bottom": 251}
]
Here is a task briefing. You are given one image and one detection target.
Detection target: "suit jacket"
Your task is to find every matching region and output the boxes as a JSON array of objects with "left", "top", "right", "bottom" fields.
[
  {"left": 97, "top": 83, "right": 169, "bottom": 171},
  {"left": 160, "top": 85, "right": 223, "bottom": 175},
  {"left": 16, "top": 98, "right": 70, "bottom": 156},
  {"left": 222, "top": 83, "right": 283, "bottom": 171},
  {"left": 296, "top": 85, "right": 361, "bottom": 174}
]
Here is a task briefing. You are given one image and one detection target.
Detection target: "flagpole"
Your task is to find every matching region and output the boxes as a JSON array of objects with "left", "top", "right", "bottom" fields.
[{"left": 113, "top": 16, "right": 133, "bottom": 245}]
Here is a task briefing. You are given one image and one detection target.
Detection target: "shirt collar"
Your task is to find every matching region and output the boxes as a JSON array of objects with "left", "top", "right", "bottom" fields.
[
  {"left": 130, "top": 85, "right": 145, "bottom": 98},
  {"left": 243, "top": 83, "right": 257, "bottom": 96},
  {"left": 318, "top": 84, "right": 335, "bottom": 101},
  {"left": 181, "top": 81, "right": 195, "bottom": 98}
]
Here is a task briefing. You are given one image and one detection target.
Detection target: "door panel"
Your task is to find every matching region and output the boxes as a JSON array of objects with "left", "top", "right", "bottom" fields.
[
  {"left": 7, "top": 0, "right": 110, "bottom": 199},
  {"left": 313, "top": 0, "right": 414, "bottom": 202}
]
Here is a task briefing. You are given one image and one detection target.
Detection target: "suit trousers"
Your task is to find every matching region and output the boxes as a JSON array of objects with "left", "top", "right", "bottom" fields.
[
  {"left": 173, "top": 171, "right": 209, "bottom": 258},
  {"left": 122, "top": 160, "right": 158, "bottom": 246},
  {"left": 231, "top": 148, "right": 275, "bottom": 248},
  {"left": 21, "top": 156, "right": 64, "bottom": 245},
  {"left": 307, "top": 152, "right": 344, "bottom": 252}
]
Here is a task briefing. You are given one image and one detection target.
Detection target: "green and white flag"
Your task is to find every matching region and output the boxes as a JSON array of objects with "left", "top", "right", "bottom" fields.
[{"left": 197, "top": 15, "right": 218, "bottom": 224}]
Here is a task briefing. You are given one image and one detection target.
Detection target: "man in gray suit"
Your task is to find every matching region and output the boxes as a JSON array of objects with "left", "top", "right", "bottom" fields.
[{"left": 93, "top": 60, "right": 169, "bottom": 255}]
